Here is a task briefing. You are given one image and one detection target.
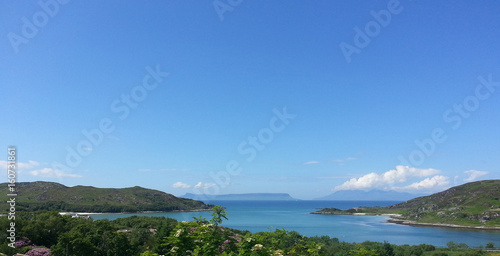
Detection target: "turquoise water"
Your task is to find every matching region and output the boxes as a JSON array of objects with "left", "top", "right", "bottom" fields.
[{"left": 91, "top": 200, "right": 500, "bottom": 247}]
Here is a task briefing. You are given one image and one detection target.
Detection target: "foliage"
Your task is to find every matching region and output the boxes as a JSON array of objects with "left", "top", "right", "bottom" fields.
[
  {"left": 1, "top": 210, "right": 178, "bottom": 256},
  {"left": 158, "top": 206, "right": 242, "bottom": 255},
  {"left": 16, "top": 211, "right": 87, "bottom": 247},
  {"left": 25, "top": 247, "right": 51, "bottom": 256},
  {"left": 140, "top": 251, "right": 160, "bottom": 256},
  {"left": 0, "top": 207, "right": 494, "bottom": 256},
  {"left": 448, "top": 241, "right": 470, "bottom": 249},
  {"left": 51, "top": 219, "right": 139, "bottom": 256},
  {"left": 157, "top": 207, "right": 327, "bottom": 255}
]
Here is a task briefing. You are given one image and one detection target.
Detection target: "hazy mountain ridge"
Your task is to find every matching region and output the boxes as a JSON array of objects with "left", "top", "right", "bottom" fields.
[
  {"left": 313, "top": 180, "right": 500, "bottom": 228},
  {"left": 0, "top": 181, "right": 210, "bottom": 213},
  {"left": 182, "top": 193, "right": 298, "bottom": 201}
]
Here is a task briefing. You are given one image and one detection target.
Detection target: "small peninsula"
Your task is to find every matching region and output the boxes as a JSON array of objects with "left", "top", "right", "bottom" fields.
[
  {"left": 312, "top": 180, "right": 500, "bottom": 230},
  {"left": 0, "top": 181, "right": 211, "bottom": 213}
]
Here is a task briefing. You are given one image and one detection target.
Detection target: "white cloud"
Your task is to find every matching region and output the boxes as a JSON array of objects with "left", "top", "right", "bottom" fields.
[
  {"left": 0, "top": 160, "right": 40, "bottom": 170},
  {"left": 395, "top": 175, "right": 450, "bottom": 192},
  {"left": 317, "top": 175, "right": 353, "bottom": 180},
  {"left": 19, "top": 160, "right": 41, "bottom": 169},
  {"left": 139, "top": 168, "right": 190, "bottom": 172},
  {"left": 194, "top": 182, "right": 216, "bottom": 189},
  {"left": 334, "top": 165, "right": 441, "bottom": 191},
  {"left": 332, "top": 157, "right": 357, "bottom": 163},
  {"left": 303, "top": 161, "right": 319, "bottom": 165},
  {"left": 332, "top": 157, "right": 357, "bottom": 166},
  {"left": 106, "top": 135, "right": 121, "bottom": 141},
  {"left": 464, "top": 170, "right": 488, "bottom": 182},
  {"left": 160, "top": 168, "right": 190, "bottom": 172},
  {"left": 172, "top": 182, "right": 191, "bottom": 189},
  {"left": 29, "top": 168, "right": 82, "bottom": 178}
]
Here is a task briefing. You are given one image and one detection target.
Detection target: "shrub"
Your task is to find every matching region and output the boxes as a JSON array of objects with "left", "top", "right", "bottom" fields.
[{"left": 26, "top": 247, "right": 51, "bottom": 256}]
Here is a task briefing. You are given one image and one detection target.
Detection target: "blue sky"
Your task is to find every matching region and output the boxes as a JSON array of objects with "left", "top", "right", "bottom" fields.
[{"left": 1, "top": 0, "right": 499, "bottom": 199}]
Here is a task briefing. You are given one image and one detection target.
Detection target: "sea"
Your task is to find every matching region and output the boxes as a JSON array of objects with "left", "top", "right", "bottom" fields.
[{"left": 91, "top": 200, "right": 500, "bottom": 247}]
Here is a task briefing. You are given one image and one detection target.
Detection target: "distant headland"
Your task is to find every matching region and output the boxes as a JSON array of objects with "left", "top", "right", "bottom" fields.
[
  {"left": 181, "top": 193, "right": 299, "bottom": 201},
  {"left": 312, "top": 180, "right": 500, "bottom": 230}
]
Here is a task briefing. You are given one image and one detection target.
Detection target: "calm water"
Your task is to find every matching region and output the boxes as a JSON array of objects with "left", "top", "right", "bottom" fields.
[{"left": 91, "top": 200, "right": 500, "bottom": 247}]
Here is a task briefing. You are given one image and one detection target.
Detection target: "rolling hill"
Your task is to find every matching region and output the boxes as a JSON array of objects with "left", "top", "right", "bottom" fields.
[
  {"left": 0, "top": 181, "right": 211, "bottom": 213},
  {"left": 313, "top": 180, "right": 500, "bottom": 228}
]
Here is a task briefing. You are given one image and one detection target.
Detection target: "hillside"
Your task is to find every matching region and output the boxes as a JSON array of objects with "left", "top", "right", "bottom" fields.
[
  {"left": 182, "top": 193, "right": 298, "bottom": 201},
  {"left": 0, "top": 181, "right": 211, "bottom": 213},
  {"left": 313, "top": 180, "right": 500, "bottom": 229},
  {"left": 316, "top": 189, "right": 420, "bottom": 201}
]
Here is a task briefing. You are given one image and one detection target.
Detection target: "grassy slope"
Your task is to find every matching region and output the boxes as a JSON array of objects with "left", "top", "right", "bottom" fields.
[
  {"left": 0, "top": 181, "right": 210, "bottom": 213},
  {"left": 314, "top": 180, "right": 500, "bottom": 228}
]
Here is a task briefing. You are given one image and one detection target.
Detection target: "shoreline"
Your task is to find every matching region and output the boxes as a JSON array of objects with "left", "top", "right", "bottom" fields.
[
  {"left": 386, "top": 218, "right": 500, "bottom": 231},
  {"left": 311, "top": 211, "right": 500, "bottom": 231}
]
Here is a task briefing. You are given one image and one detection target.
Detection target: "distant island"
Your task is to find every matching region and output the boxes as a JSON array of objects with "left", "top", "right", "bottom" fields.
[
  {"left": 0, "top": 181, "right": 211, "bottom": 213},
  {"left": 182, "top": 193, "right": 299, "bottom": 201},
  {"left": 316, "top": 189, "right": 421, "bottom": 201},
  {"left": 312, "top": 180, "right": 500, "bottom": 230}
]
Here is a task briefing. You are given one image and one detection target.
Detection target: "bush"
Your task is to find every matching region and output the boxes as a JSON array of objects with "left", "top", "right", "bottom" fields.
[{"left": 26, "top": 247, "right": 51, "bottom": 256}]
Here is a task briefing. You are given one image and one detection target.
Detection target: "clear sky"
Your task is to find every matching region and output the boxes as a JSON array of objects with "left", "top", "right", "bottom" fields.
[{"left": 1, "top": 0, "right": 499, "bottom": 199}]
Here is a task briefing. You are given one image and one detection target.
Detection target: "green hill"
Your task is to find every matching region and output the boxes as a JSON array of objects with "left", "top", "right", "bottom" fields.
[
  {"left": 388, "top": 179, "right": 500, "bottom": 227},
  {"left": 0, "top": 181, "right": 211, "bottom": 213},
  {"left": 313, "top": 180, "right": 500, "bottom": 228}
]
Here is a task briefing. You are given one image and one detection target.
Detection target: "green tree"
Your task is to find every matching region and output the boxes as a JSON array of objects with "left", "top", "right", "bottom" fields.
[
  {"left": 51, "top": 225, "right": 100, "bottom": 256},
  {"left": 141, "top": 251, "right": 160, "bottom": 256},
  {"left": 349, "top": 246, "right": 379, "bottom": 256},
  {"left": 210, "top": 205, "right": 228, "bottom": 227},
  {"left": 381, "top": 242, "right": 395, "bottom": 256},
  {"left": 447, "top": 241, "right": 458, "bottom": 249},
  {"left": 159, "top": 206, "right": 240, "bottom": 256},
  {"left": 16, "top": 210, "right": 93, "bottom": 248},
  {"left": 52, "top": 220, "right": 136, "bottom": 256}
]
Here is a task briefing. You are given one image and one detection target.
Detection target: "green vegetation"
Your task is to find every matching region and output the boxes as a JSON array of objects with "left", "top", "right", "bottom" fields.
[
  {"left": 0, "top": 181, "right": 211, "bottom": 213},
  {"left": 313, "top": 180, "right": 500, "bottom": 229},
  {"left": 312, "top": 206, "right": 394, "bottom": 215},
  {"left": 0, "top": 210, "right": 177, "bottom": 255},
  {"left": 1, "top": 208, "right": 497, "bottom": 256}
]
